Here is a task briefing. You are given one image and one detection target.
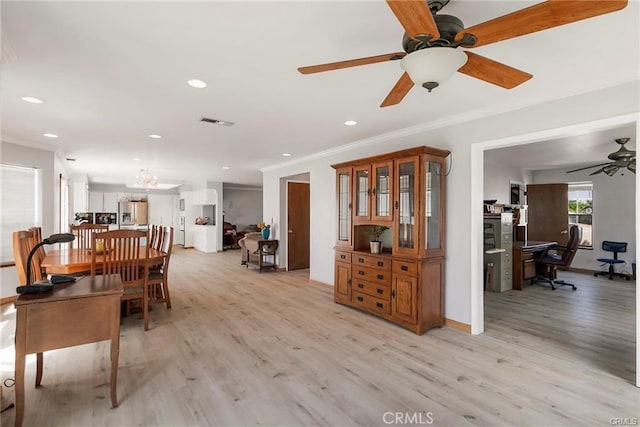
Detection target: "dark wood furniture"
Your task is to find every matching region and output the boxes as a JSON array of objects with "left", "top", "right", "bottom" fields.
[
  {"left": 14, "top": 274, "right": 123, "bottom": 427},
  {"left": 331, "top": 146, "right": 449, "bottom": 335},
  {"left": 69, "top": 223, "right": 109, "bottom": 249},
  {"left": 247, "top": 240, "right": 279, "bottom": 272},
  {"left": 91, "top": 230, "right": 151, "bottom": 330},
  {"left": 512, "top": 240, "right": 557, "bottom": 290},
  {"left": 41, "top": 246, "right": 165, "bottom": 275}
]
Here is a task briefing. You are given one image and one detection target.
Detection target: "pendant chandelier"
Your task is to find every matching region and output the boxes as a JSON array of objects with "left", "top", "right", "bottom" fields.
[{"left": 135, "top": 168, "right": 157, "bottom": 190}]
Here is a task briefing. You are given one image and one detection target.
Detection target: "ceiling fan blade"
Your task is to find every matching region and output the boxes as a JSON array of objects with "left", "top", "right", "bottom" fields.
[
  {"left": 386, "top": 0, "right": 440, "bottom": 40},
  {"left": 380, "top": 72, "right": 414, "bottom": 108},
  {"left": 589, "top": 167, "right": 606, "bottom": 176},
  {"left": 456, "top": 0, "right": 628, "bottom": 48},
  {"left": 566, "top": 162, "right": 612, "bottom": 173},
  {"left": 297, "top": 52, "right": 406, "bottom": 74},
  {"left": 457, "top": 52, "right": 533, "bottom": 89}
]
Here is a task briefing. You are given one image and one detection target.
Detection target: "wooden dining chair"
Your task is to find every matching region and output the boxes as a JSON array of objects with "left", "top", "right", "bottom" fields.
[
  {"left": 28, "top": 226, "right": 47, "bottom": 278},
  {"left": 90, "top": 229, "right": 151, "bottom": 330},
  {"left": 12, "top": 229, "right": 44, "bottom": 285},
  {"left": 148, "top": 224, "right": 163, "bottom": 249},
  {"left": 148, "top": 226, "right": 173, "bottom": 309},
  {"left": 70, "top": 223, "right": 109, "bottom": 249}
]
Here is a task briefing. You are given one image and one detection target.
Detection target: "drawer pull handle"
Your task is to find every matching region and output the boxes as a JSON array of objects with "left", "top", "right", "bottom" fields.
[
  {"left": 340, "top": 254, "right": 346, "bottom": 259},
  {"left": 376, "top": 289, "right": 383, "bottom": 294},
  {"left": 377, "top": 261, "right": 384, "bottom": 267},
  {"left": 358, "top": 283, "right": 364, "bottom": 288},
  {"left": 401, "top": 265, "right": 408, "bottom": 271},
  {"left": 357, "top": 296, "right": 364, "bottom": 302},
  {"left": 358, "top": 258, "right": 365, "bottom": 263},
  {"left": 376, "top": 302, "right": 383, "bottom": 309},
  {"left": 377, "top": 274, "right": 384, "bottom": 280},
  {"left": 358, "top": 271, "right": 365, "bottom": 275}
]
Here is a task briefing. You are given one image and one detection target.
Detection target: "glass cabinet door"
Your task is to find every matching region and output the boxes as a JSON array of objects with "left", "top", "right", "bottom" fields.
[
  {"left": 425, "top": 158, "right": 443, "bottom": 254},
  {"left": 372, "top": 161, "right": 393, "bottom": 222},
  {"left": 353, "top": 166, "right": 370, "bottom": 222},
  {"left": 336, "top": 168, "right": 352, "bottom": 246},
  {"left": 395, "top": 157, "right": 419, "bottom": 254}
]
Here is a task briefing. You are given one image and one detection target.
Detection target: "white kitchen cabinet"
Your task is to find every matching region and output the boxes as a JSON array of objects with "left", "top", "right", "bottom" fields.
[
  {"left": 89, "top": 191, "right": 104, "bottom": 212},
  {"left": 192, "top": 189, "right": 217, "bottom": 205},
  {"left": 193, "top": 225, "right": 217, "bottom": 253},
  {"left": 147, "top": 194, "right": 174, "bottom": 226},
  {"left": 103, "top": 192, "right": 118, "bottom": 212},
  {"left": 73, "top": 182, "right": 88, "bottom": 213}
]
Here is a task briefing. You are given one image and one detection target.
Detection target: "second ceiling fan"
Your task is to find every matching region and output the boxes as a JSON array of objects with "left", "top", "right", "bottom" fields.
[{"left": 298, "top": 0, "right": 628, "bottom": 107}]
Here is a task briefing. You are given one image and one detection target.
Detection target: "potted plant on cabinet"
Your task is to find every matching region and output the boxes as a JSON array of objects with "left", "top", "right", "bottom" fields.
[{"left": 364, "top": 225, "right": 389, "bottom": 254}]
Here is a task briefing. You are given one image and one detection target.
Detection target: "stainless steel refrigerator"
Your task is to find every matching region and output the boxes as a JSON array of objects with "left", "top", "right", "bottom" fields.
[{"left": 118, "top": 201, "right": 148, "bottom": 226}]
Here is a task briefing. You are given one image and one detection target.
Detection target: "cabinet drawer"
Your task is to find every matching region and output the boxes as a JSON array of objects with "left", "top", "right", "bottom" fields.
[
  {"left": 392, "top": 260, "right": 418, "bottom": 277},
  {"left": 352, "top": 291, "right": 391, "bottom": 315},
  {"left": 335, "top": 251, "right": 351, "bottom": 263},
  {"left": 352, "top": 279, "right": 391, "bottom": 300},
  {"left": 352, "top": 254, "right": 390, "bottom": 271},
  {"left": 523, "top": 259, "right": 537, "bottom": 279},
  {"left": 352, "top": 266, "right": 391, "bottom": 285}
]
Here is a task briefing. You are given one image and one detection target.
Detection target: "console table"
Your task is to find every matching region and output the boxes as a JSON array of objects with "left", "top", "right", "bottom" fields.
[
  {"left": 13, "top": 274, "right": 123, "bottom": 427},
  {"left": 246, "top": 240, "right": 279, "bottom": 272}
]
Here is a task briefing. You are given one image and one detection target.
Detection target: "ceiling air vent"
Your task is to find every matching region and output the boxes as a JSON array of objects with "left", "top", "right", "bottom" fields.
[{"left": 201, "top": 117, "right": 235, "bottom": 127}]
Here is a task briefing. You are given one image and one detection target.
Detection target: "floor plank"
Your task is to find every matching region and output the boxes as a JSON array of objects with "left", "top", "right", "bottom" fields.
[{"left": 1, "top": 247, "right": 638, "bottom": 426}]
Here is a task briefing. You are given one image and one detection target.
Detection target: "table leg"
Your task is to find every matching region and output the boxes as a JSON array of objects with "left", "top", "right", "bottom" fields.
[
  {"left": 109, "top": 297, "right": 120, "bottom": 408},
  {"left": 35, "top": 353, "right": 43, "bottom": 387},
  {"left": 15, "top": 309, "right": 26, "bottom": 427}
]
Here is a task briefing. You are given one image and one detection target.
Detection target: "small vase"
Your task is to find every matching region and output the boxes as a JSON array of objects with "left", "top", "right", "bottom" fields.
[
  {"left": 370, "top": 241, "right": 382, "bottom": 254},
  {"left": 261, "top": 228, "right": 270, "bottom": 240}
]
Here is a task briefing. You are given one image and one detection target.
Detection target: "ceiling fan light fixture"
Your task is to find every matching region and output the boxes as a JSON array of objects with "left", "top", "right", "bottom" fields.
[{"left": 400, "top": 47, "right": 467, "bottom": 92}]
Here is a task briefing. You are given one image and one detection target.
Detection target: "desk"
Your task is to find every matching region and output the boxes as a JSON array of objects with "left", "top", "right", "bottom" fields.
[
  {"left": 14, "top": 274, "right": 123, "bottom": 427},
  {"left": 512, "top": 241, "right": 557, "bottom": 290},
  {"left": 41, "top": 247, "right": 165, "bottom": 275}
]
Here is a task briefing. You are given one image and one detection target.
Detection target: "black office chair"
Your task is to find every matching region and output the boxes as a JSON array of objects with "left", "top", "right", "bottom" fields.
[
  {"left": 593, "top": 241, "right": 632, "bottom": 280},
  {"left": 535, "top": 225, "right": 581, "bottom": 290}
]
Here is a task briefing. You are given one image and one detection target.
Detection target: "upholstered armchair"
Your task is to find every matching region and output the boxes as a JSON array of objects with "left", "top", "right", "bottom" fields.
[{"left": 238, "top": 232, "right": 262, "bottom": 264}]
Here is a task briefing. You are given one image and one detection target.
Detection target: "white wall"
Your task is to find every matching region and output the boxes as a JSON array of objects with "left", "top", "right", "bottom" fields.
[
  {"left": 1, "top": 142, "right": 57, "bottom": 298},
  {"left": 533, "top": 166, "right": 636, "bottom": 272},
  {"left": 483, "top": 157, "right": 533, "bottom": 204},
  {"left": 262, "top": 81, "right": 640, "bottom": 326},
  {"left": 223, "top": 187, "right": 262, "bottom": 231}
]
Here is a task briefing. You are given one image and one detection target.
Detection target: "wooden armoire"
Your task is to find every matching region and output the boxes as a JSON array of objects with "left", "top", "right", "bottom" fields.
[{"left": 331, "top": 146, "right": 449, "bottom": 335}]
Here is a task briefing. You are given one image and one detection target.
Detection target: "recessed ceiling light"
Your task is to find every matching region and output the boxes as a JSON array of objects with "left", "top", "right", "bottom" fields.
[
  {"left": 282, "top": 153, "right": 292, "bottom": 157},
  {"left": 222, "top": 166, "right": 230, "bottom": 170},
  {"left": 43, "top": 133, "right": 58, "bottom": 138},
  {"left": 148, "top": 134, "right": 162, "bottom": 139},
  {"left": 22, "top": 96, "right": 43, "bottom": 104},
  {"left": 188, "top": 79, "right": 207, "bottom": 88},
  {"left": 344, "top": 120, "right": 358, "bottom": 126},
  {"left": 133, "top": 158, "right": 141, "bottom": 161}
]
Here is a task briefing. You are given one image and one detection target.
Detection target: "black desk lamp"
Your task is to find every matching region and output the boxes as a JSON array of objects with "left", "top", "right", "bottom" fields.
[{"left": 17, "top": 233, "right": 75, "bottom": 294}]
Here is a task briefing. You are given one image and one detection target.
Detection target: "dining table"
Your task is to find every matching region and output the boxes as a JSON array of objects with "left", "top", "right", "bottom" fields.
[{"left": 41, "top": 246, "right": 166, "bottom": 275}]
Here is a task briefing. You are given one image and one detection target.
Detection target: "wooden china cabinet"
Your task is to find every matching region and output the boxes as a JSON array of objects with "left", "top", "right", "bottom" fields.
[{"left": 332, "top": 146, "right": 449, "bottom": 335}]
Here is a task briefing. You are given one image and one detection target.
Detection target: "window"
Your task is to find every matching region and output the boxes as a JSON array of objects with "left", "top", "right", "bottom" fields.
[
  {"left": 568, "top": 182, "right": 593, "bottom": 249},
  {"left": 0, "top": 164, "right": 41, "bottom": 264}
]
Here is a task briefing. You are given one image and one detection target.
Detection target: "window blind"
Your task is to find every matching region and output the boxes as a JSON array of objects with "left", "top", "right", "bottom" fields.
[{"left": 1, "top": 164, "right": 40, "bottom": 263}]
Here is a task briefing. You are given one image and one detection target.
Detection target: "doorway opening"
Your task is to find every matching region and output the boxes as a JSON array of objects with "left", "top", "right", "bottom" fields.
[{"left": 476, "top": 117, "right": 638, "bottom": 385}]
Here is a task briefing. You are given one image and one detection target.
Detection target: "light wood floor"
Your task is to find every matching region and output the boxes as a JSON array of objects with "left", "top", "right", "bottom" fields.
[{"left": 1, "top": 247, "right": 638, "bottom": 426}]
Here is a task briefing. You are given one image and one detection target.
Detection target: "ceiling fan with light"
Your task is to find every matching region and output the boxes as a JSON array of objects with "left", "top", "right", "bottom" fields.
[
  {"left": 298, "top": 0, "right": 628, "bottom": 107},
  {"left": 566, "top": 138, "right": 635, "bottom": 176}
]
